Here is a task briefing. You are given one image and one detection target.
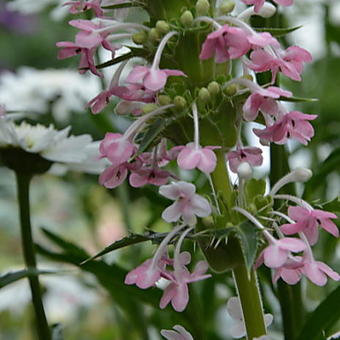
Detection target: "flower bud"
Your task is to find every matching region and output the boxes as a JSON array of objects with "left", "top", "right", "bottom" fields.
[
  {"left": 237, "top": 162, "right": 253, "bottom": 179},
  {"left": 155, "top": 20, "right": 170, "bottom": 34},
  {"left": 258, "top": 2, "right": 276, "bottom": 18},
  {"left": 219, "top": 1, "right": 235, "bottom": 15},
  {"left": 199, "top": 87, "right": 211, "bottom": 103},
  {"left": 158, "top": 95, "right": 172, "bottom": 106},
  {"left": 180, "top": 10, "right": 194, "bottom": 27},
  {"left": 208, "top": 81, "right": 220, "bottom": 95},
  {"left": 148, "top": 28, "right": 160, "bottom": 41},
  {"left": 291, "top": 168, "right": 313, "bottom": 182},
  {"left": 196, "top": 0, "right": 210, "bottom": 16},
  {"left": 132, "top": 31, "right": 147, "bottom": 45},
  {"left": 142, "top": 103, "right": 159, "bottom": 114},
  {"left": 174, "top": 96, "right": 187, "bottom": 109},
  {"left": 224, "top": 84, "right": 237, "bottom": 96}
]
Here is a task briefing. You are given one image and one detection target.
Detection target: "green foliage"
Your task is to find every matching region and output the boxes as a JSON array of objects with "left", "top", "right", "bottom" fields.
[{"left": 295, "top": 286, "right": 340, "bottom": 340}]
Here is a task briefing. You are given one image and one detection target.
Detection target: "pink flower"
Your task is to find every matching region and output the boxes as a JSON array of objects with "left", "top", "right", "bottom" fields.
[
  {"left": 302, "top": 255, "right": 340, "bottom": 286},
  {"left": 242, "top": 0, "right": 293, "bottom": 13},
  {"left": 159, "top": 182, "right": 212, "bottom": 226},
  {"left": 99, "top": 163, "right": 128, "bottom": 188},
  {"left": 243, "top": 86, "right": 292, "bottom": 121},
  {"left": 247, "top": 32, "right": 280, "bottom": 49},
  {"left": 56, "top": 42, "right": 102, "bottom": 77},
  {"left": 199, "top": 24, "right": 251, "bottom": 63},
  {"left": 254, "top": 111, "right": 317, "bottom": 145},
  {"left": 125, "top": 256, "right": 169, "bottom": 289},
  {"left": 247, "top": 46, "right": 312, "bottom": 82},
  {"left": 87, "top": 89, "right": 115, "bottom": 114},
  {"left": 177, "top": 143, "right": 219, "bottom": 173},
  {"left": 110, "top": 83, "right": 155, "bottom": 103},
  {"left": 63, "top": 0, "right": 104, "bottom": 17},
  {"left": 272, "top": 256, "right": 304, "bottom": 285},
  {"left": 161, "top": 325, "right": 193, "bottom": 340},
  {"left": 160, "top": 252, "right": 211, "bottom": 312},
  {"left": 99, "top": 133, "right": 136, "bottom": 165},
  {"left": 257, "top": 236, "right": 306, "bottom": 268},
  {"left": 227, "top": 147, "right": 263, "bottom": 173},
  {"left": 129, "top": 167, "right": 172, "bottom": 187},
  {"left": 281, "top": 206, "right": 339, "bottom": 245},
  {"left": 126, "top": 65, "right": 185, "bottom": 92}
]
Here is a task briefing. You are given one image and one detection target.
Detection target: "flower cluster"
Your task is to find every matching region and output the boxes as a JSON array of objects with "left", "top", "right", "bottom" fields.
[{"left": 57, "top": 0, "right": 339, "bottom": 338}]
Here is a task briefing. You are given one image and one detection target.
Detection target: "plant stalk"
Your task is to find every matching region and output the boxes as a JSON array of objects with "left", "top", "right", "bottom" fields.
[
  {"left": 16, "top": 173, "right": 51, "bottom": 340},
  {"left": 233, "top": 264, "right": 267, "bottom": 339}
]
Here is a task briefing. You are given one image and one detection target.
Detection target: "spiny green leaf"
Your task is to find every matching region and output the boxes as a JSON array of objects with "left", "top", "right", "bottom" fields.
[
  {"left": 101, "top": 1, "right": 145, "bottom": 9},
  {"left": 321, "top": 197, "right": 340, "bottom": 213},
  {"left": 245, "top": 178, "right": 266, "bottom": 205},
  {"left": 255, "top": 25, "right": 302, "bottom": 37},
  {"left": 235, "top": 221, "right": 258, "bottom": 273},
  {"left": 295, "top": 285, "right": 340, "bottom": 340},
  {"left": 0, "top": 269, "right": 59, "bottom": 289},
  {"left": 81, "top": 233, "right": 152, "bottom": 264}
]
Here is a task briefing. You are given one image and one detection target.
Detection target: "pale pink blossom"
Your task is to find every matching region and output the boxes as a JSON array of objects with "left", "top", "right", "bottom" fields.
[
  {"left": 247, "top": 32, "right": 279, "bottom": 49},
  {"left": 159, "top": 182, "right": 212, "bottom": 226},
  {"left": 87, "top": 89, "right": 115, "bottom": 114},
  {"left": 99, "top": 133, "right": 136, "bottom": 165},
  {"left": 129, "top": 167, "right": 173, "bottom": 187},
  {"left": 63, "top": 0, "right": 104, "bottom": 17},
  {"left": 200, "top": 24, "right": 251, "bottom": 63},
  {"left": 227, "top": 147, "right": 263, "bottom": 173},
  {"left": 125, "top": 256, "right": 169, "bottom": 289},
  {"left": 243, "top": 86, "right": 292, "bottom": 121},
  {"left": 126, "top": 65, "right": 185, "bottom": 92},
  {"left": 177, "top": 143, "right": 219, "bottom": 173},
  {"left": 272, "top": 256, "right": 304, "bottom": 285},
  {"left": 160, "top": 252, "right": 211, "bottom": 312},
  {"left": 257, "top": 236, "right": 306, "bottom": 268},
  {"left": 254, "top": 111, "right": 317, "bottom": 145},
  {"left": 161, "top": 325, "right": 193, "bottom": 340},
  {"left": 247, "top": 46, "right": 312, "bottom": 82},
  {"left": 99, "top": 163, "right": 128, "bottom": 188},
  {"left": 242, "top": 0, "right": 293, "bottom": 13},
  {"left": 281, "top": 206, "right": 339, "bottom": 245},
  {"left": 302, "top": 255, "right": 340, "bottom": 286},
  {"left": 110, "top": 83, "right": 155, "bottom": 103}
]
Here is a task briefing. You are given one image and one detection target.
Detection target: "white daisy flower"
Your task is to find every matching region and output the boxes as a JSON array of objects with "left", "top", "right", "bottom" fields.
[{"left": 0, "top": 117, "right": 106, "bottom": 174}]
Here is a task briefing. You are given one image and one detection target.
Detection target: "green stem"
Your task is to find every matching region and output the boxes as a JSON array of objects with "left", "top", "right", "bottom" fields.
[
  {"left": 16, "top": 173, "right": 51, "bottom": 340},
  {"left": 233, "top": 264, "right": 267, "bottom": 340},
  {"left": 210, "top": 149, "right": 233, "bottom": 213},
  {"left": 210, "top": 153, "right": 266, "bottom": 339}
]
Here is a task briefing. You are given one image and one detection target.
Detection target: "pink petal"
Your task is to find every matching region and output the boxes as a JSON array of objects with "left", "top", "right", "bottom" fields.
[
  {"left": 264, "top": 245, "right": 288, "bottom": 268},
  {"left": 277, "top": 237, "right": 306, "bottom": 252}
]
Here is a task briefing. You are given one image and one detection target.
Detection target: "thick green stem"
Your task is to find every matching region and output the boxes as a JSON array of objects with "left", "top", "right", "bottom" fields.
[
  {"left": 210, "top": 154, "right": 267, "bottom": 339},
  {"left": 233, "top": 264, "right": 267, "bottom": 340},
  {"left": 16, "top": 173, "right": 51, "bottom": 340}
]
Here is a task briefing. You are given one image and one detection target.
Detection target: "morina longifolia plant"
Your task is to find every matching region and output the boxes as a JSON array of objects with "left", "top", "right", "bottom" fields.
[{"left": 54, "top": 0, "right": 339, "bottom": 339}]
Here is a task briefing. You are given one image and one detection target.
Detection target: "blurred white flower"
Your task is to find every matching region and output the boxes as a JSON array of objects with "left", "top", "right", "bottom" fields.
[
  {"left": 227, "top": 296, "right": 273, "bottom": 339},
  {"left": 0, "top": 67, "right": 101, "bottom": 122},
  {"left": 0, "top": 118, "right": 106, "bottom": 174},
  {"left": 0, "top": 271, "right": 100, "bottom": 322}
]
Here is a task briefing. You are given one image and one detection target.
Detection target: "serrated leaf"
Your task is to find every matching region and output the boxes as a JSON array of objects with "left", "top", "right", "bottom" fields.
[
  {"left": 81, "top": 233, "right": 151, "bottom": 264},
  {"left": 136, "top": 118, "right": 167, "bottom": 156},
  {"left": 295, "top": 286, "right": 340, "bottom": 340},
  {"left": 0, "top": 269, "right": 58, "bottom": 289},
  {"left": 279, "top": 96, "right": 318, "bottom": 103},
  {"left": 322, "top": 197, "right": 340, "bottom": 213},
  {"left": 255, "top": 25, "right": 302, "bottom": 37},
  {"left": 235, "top": 221, "right": 258, "bottom": 273}
]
